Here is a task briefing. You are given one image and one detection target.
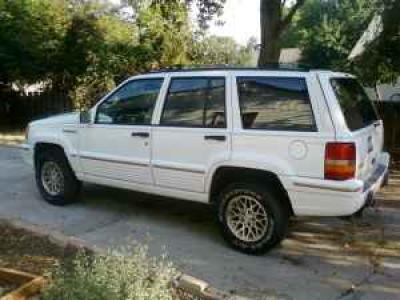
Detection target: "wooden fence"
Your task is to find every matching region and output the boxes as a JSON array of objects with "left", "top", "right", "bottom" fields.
[
  {"left": 375, "top": 101, "right": 400, "bottom": 160},
  {"left": 0, "top": 91, "right": 72, "bottom": 128}
]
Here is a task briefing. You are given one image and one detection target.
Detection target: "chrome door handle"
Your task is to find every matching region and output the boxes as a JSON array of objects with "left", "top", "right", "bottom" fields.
[
  {"left": 131, "top": 132, "right": 149, "bottom": 138},
  {"left": 204, "top": 135, "right": 226, "bottom": 141}
]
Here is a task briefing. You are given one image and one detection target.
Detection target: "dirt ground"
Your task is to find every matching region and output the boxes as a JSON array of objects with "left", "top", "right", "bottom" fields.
[
  {"left": 0, "top": 281, "right": 19, "bottom": 297},
  {"left": 0, "top": 223, "right": 67, "bottom": 276}
]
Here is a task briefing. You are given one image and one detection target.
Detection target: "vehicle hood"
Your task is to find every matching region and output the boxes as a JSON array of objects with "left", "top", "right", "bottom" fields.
[{"left": 30, "top": 112, "right": 80, "bottom": 127}]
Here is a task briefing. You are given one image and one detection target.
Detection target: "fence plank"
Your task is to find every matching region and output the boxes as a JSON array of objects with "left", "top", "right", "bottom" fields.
[
  {"left": 375, "top": 101, "right": 400, "bottom": 160},
  {"left": 0, "top": 92, "right": 72, "bottom": 128}
]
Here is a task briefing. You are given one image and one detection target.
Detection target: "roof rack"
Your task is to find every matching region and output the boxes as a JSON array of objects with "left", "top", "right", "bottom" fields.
[{"left": 148, "top": 64, "right": 311, "bottom": 73}]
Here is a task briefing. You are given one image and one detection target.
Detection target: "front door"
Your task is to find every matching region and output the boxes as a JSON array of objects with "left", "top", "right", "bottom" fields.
[
  {"left": 79, "top": 78, "right": 164, "bottom": 185},
  {"left": 152, "top": 75, "right": 230, "bottom": 193}
]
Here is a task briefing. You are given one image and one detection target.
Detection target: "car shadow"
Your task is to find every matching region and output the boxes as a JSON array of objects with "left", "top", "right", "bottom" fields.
[
  {"left": 74, "top": 178, "right": 400, "bottom": 299},
  {"left": 79, "top": 182, "right": 222, "bottom": 243}
]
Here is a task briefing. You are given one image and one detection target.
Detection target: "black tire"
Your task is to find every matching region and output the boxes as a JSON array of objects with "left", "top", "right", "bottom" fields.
[
  {"left": 35, "top": 148, "right": 81, "bottom": 206},
  {"left": 217, "top": 182, "right": 289, "bottom": 255}
]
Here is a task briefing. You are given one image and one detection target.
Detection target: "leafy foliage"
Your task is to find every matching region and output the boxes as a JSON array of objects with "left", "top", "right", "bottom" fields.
[
  {"left": 0, "top": 0, "right": 252, "bottom": 109},
  {"left": 284, "top": 0, "right": 377, "bottom": 70},
  {"left": 136, "top": 1, "right": 192, "bottom": 68},
  {"left": 42, "top": 247, "right": 177, "bottom": 300},
  {"left": 188, "top": 0, "right": 226, "bottom": 30},
  {"left": 125, "top": 0, "right": 226, "bottom": 30},
  {"left": 282, "top": 0, "right": 399, "bottom": 84},
  {"left": 190, "top": 35, "right": 256, "bottom": 66},
  {"left": 355, "top": 0, "right": 400, "bottom": 84},
  {"left": 0, "top": 0, "right": 69, "bottom": 83}
]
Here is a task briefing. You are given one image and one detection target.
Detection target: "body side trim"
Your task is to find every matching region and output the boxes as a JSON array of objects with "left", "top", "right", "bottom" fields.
[
  {"left": 80, "top": 154, "right": 149, "bottom": 167},
  {"left": 292, "top": 178, "right": 363, "bottom": 192},
  {"left": 152, "top": 162, "right": 205, "bottom": 174},
  {"left": 82, "top": 173, "right": 208, "bottom": 203}
]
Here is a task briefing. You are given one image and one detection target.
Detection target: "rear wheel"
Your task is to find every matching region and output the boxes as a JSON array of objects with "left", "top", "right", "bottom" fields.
[
  {"left": 217, "top": 182, "right": 289, "bottom": 254},
  {"left": 35, "top": 148, "right": 81, "bottom": 206}
]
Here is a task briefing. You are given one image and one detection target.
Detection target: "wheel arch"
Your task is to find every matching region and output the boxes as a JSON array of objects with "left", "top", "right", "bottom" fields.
[
  {"left": 33, "top": 141, "right": 81, "bottom": 205},
  {"left": 34, "top": 142, "right": 69, "bottom": 167},
  {"left": 208, "top": 166, "right": 294, "bottom": 216}
]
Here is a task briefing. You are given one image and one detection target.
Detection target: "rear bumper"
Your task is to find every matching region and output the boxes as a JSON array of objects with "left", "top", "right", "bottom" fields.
[{"left": 288, "top": 152, "right": 390, "bottom": 216}]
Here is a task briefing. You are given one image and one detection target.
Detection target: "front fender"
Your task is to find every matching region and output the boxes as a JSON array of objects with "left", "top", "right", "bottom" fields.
[{"left": 30, "top": 125, "right": 79, "bottom": 172}]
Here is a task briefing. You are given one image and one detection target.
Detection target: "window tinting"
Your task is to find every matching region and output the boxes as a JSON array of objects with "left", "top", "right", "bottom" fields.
[
  {"left": 330, "top": 78, "right": 379, "bottom": 131},
  {"left": 237, "top": 77, "right": 316, "bottom": 131},
  {"left": 161, "top": 78, "right": 226, "bottom": 128},
  {"left": 96, "top": 79, "right": 163, "bottom": 125}
]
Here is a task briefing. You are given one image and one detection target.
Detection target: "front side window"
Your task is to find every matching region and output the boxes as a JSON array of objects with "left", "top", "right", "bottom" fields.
[
  {"left": 96, "top": 79, "right": 163, "bottom": 125},
  {"left": 160, "top": 77, "right": 226, "bottom": 128},
  {"left": 237, "top": 77, "right": 316, "bottom": 131}
]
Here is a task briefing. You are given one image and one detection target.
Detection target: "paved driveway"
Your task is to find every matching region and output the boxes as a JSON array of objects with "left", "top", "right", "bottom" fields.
[{"left": 0, "top": 146, "right": 399, "bottom": 300}]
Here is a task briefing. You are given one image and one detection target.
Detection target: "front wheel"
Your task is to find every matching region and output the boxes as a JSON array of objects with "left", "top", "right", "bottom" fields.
[
  {"left": 217, "top": 182, "right": 289, "bottom": 254},
  {"left": 35, "top": 148, "right": 81, "bottom": 206}
]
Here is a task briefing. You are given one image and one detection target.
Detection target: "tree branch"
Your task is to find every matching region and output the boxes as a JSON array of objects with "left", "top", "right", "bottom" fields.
[{"left": 280, "top": 0, "right": 305, "bottom": 31}]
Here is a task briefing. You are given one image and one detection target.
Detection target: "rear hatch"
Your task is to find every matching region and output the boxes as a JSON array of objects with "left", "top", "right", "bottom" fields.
[{"left": 328, "top": 77, "right": 383, "bottom": 181}]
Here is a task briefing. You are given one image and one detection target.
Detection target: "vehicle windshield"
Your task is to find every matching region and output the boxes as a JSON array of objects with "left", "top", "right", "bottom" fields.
[{"left": 330, "top": 78, "right": 379, "bottom": 131}]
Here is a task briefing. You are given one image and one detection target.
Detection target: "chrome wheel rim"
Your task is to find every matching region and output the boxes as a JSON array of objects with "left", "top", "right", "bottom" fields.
[
  {"left": 41, "top": 161, "right": 64, "bottom": 196},
  {"left": 226, "top": 194, "right": 269, "bottom": 242}
]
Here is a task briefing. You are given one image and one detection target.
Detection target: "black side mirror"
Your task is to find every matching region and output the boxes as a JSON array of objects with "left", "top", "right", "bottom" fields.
[{"left": 80, "top": 110, "right": 92, "bottom": 124}]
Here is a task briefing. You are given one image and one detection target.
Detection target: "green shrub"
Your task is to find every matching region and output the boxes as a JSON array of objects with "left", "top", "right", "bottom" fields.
[
  {"left": 70, "top": 71, "right": 115, "bottom": 111},
  {"left": 42, "top": 246, "right": 177, "bottom": 300}
]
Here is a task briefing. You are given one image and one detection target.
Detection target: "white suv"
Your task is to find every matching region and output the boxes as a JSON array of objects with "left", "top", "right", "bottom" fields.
[{"left": 22, "top": 68, "right": 390, "bottom": 254}]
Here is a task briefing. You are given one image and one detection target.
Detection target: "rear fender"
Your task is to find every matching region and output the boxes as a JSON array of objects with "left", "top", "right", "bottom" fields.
[{"left": 206, "top": 154, "right": 295, "bottom": 193}]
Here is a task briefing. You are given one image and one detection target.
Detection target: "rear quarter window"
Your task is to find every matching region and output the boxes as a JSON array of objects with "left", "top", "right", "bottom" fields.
[
  {"left": 330, "top": 78, "right": 379, "bottom": 131},
  {"left": 237, "top": 77, "right": 316, "bottom": 131}
]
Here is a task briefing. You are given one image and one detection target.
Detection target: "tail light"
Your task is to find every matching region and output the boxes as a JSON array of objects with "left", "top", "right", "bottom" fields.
[{"left": 325, "top": 142, "right": 356, "bottom": 180}]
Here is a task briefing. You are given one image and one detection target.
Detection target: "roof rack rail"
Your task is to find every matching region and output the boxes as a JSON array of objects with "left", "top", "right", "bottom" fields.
[{"left": 148, "top": 64, "right": 310, "bottom": 73}]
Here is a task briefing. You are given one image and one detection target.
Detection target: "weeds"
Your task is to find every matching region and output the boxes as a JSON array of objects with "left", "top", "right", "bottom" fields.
[{"left": 42, "top": 246, "right": 177, "bottom": 300}]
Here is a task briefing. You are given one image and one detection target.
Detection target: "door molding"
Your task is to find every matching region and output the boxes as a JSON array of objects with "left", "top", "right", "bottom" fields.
[{"left": 80, "top": 153, "right": 149, "bottom": 167}]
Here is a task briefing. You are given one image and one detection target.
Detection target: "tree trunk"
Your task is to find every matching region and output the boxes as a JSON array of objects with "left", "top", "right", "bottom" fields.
[{"left": 258, "top": 0, "right": 282, "bottom": 66}]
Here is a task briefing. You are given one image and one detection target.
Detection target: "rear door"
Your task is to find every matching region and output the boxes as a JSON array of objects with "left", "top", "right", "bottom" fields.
[
  {"left": 319, "top": 74, "right": 383, "bottom": 180},
  {"left": 232, "top": 72, "right": 329, "bottom": 180},
  {"left": 151, "top": 74, "right": 230, "bottom": 193}
]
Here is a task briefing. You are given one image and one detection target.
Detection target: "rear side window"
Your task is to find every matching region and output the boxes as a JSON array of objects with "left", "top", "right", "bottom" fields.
[
  {"left": 161, "top": 77, "right": 226, "bottom": 128},
  {"left": 330, "top": 78, "right": 379, "bottom": 131},
  {"left": 237, "top": 77, "right": 316, "bottom": 131}
]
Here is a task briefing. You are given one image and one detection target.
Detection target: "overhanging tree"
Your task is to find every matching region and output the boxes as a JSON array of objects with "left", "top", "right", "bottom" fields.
[
  {"left": 124, "top": 0, "right": 225, "bottom": 30},
  {"left": 0, "top": 0, "right": 69, "bottom": 85},
  {"left": 356, "top": 0, "right": 400, "bottom": 84},
  {"left": 258, "top": 0, "right": 306, "bottom": 66},
  {"left": 285, "top": 0, "right": 376, "bottom": 70},
  {"left": 281, "top": 0, "right": 399, "bottom": 85}
]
